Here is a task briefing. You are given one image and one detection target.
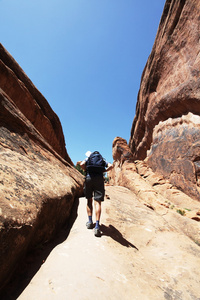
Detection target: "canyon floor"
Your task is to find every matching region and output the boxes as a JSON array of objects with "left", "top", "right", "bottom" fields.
[{"left": 2, "top": 185, "right": 200, "bottom": 300}]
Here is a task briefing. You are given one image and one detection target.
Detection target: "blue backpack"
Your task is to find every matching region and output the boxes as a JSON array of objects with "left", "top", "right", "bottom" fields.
[{"left": 86, "top": 151, "right": 106, "bottom": 174}]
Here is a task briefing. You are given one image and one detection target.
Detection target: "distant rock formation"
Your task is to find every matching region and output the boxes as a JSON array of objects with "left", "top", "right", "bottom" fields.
[
  {"left": 0, "top": 44, "right": 84, "bottom": 290},
  {"left": 129, "top": 0, "right": 200, "bottom": 200},
  {"left": 109, "top": 137, "right": 135, "bottom": 186}
]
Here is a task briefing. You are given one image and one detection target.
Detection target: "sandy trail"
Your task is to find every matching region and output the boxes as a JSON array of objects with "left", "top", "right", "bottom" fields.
[
  {"left": 15, "top": 185, "right": 200, "bottom": 300},
  {"left": 17, "top": 187, "right": 139, "bottom": 300}
]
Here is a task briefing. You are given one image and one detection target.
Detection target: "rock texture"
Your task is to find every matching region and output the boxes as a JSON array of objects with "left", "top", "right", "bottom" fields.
[
  {"left": 0, "top": 43, "right": 71, "bottom": 163},
  {"left": 5, "top": 186, "right": 200, "bottom": 300},
  {"left": 109, "top": 137, "right": 200, "bottom": 245},
  {"left": 147, "top": 113, "right": 200, "bottom": 200},
  {"left": 0, "top": 44, "right": 84, "bottom": 290},
  {"left": 129, "top": 0, "right": 200, "bottom": 200}
]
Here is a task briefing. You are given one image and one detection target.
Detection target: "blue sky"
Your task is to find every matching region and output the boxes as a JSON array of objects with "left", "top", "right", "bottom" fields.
[{"left": 1, "top": 0, "right": 166, "bottom": 164}]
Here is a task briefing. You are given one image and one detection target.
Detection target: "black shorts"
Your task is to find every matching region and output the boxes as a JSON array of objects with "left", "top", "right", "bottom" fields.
[{"left": 84, "top": 175, "right": 105, "bottom": 201}]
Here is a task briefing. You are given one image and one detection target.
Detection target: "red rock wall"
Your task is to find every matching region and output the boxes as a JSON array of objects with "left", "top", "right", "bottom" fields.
[
  {"left": 129, "top": 0, "right": 200, "bottom": 200},
  {"left": 109, "top": 137, "right": 135, "bottom": 186},
  {"left": 0, "top": 43, "right": 72, "bottom": 164},
  {"left": 0, "top": 45, "right": 84, "bottom": 290}
]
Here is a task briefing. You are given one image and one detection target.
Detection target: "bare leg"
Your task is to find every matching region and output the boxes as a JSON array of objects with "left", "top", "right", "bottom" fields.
[
  {"left": 94, "top": 200, "right": 102, "bottom": 236},
  {"left": 87, "top": 197, "right": 93, "bottom": 218},
  {"left": 94, "top": 200, "right": 101, "bottom": 223}
]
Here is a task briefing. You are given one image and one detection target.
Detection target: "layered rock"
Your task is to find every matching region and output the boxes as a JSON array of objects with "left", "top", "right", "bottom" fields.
[
  {"left": 0, "top": 44, "right": 71, "bottom": 164},
  {"left": 0, "top": 45, "right": 84, "bottom": 290},
  {"left": 147, "top": 113, "right": 200, "bottom": 199},
  {"left": 129, "top": 0, "right": 200, "bottom": 200},
  {"left": 109, "top": 137, "right": 200, "bottom": 245},
  {"left": 109, "top": 137, "right": 135, "bottom": 187}
]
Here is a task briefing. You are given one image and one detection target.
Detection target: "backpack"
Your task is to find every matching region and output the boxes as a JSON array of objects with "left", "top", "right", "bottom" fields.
[{"left": 86, "top": 151, "right": 106, "bottom": 174}]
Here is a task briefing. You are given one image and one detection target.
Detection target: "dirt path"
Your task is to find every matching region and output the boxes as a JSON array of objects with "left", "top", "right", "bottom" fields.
[
  {"left": 17, "top": 186, "right": 200, "bottom": 300},
  {"left": 17, "top": 187, "right": 140, "bottom": 300}
]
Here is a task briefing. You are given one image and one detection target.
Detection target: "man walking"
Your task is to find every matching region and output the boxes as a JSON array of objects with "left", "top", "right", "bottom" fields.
[{"left": 80, "top": 151, "right": 112, "bottom": 237}]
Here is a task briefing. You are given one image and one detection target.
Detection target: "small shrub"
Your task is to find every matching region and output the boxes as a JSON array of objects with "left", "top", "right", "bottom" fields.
[
  {"left": 176, "top": 209, "right": 186, "bottom": 216},
  {"left": 194, "top": 240, "right": 200, "bottom": 247},
  {"left": 74, "top": 164, "right": 86, "bottom": 176},
  {"left": 104, "top": 176, "right": 109, "bottom": 183}
]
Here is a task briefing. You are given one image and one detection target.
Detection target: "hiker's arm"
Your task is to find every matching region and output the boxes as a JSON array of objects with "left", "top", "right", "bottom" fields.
[
  {"left": 80, "top": 160, "right": 86, "bottom": 171},
  {"left": 105, "top": 163, "right": 113, "bottom": 172}
]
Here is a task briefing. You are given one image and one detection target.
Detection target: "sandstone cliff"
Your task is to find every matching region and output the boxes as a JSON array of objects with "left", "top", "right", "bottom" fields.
[
  {"left": 129, "top": 0, "right": 200, "bottom": 200},
  {"left": 0, "top": 44, "right": 71, "bottom": 164},
  {"left": 0, "top": 44, "right": 84, "bottom": 290}
]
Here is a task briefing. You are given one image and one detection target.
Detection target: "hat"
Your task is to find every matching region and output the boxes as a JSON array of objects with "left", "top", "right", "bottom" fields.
[{"left": 85, "top": 151, "right": 92, "bottom": 157}]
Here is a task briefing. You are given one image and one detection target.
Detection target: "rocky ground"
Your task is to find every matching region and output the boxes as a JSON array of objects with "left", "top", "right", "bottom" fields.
[{"left": 1, "top": 185, "right": 200, "bottom": 300}]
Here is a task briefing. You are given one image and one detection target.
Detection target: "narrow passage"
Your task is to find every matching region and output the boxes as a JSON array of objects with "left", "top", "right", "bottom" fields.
[{"left": 18, "top": 186, "right": 139, "bottom": 300}]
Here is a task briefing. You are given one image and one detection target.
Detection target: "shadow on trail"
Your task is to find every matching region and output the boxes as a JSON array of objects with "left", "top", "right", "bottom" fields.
[
  {"left": 100, "top": 224, "right": 139, "bottom": 250},
  {"left": 0, "top": 197, "right": 80, "bottom": 300}
]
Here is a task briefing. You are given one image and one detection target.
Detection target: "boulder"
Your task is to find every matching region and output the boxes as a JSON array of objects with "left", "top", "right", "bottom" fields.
[
  {"left": 0, "top": 45, "right": 84, "bottom": 290},
  {"left": 129, "top": 0, "right": 200, "bottom": 200}
]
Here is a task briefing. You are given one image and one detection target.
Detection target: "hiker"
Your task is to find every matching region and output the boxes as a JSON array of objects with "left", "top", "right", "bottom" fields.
[{"left": 80, "top": 151, "right": 113, "bottom": 237}]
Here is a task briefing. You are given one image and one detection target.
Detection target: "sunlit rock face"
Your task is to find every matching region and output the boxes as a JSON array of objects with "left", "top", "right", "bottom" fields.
[
  {"left": 109, "top": 137, "right": 136, "bottom": 186},
  {"left": 0, "top": 44, "right": 84, "bottom": 290},
  {"left": 129, "top": 0, "right": 200, "bottom": 200},
  {"left": 110, "top": 137, "right": 200, "bottom": 230},
  {"left": 0, "top": 43, "right": 71, "bottom": 163},
  {"left": 112, "top": 137, "right": 134, "bottom": 163},
  {"left": 147, "top": 113, "right": 200, "bottom": 199}
]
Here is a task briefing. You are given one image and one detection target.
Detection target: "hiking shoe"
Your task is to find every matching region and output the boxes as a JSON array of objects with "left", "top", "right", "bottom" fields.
[
  {"left": 86, "top": 222, "right": 93, "bottom": 229},
  {"left": 94, "top": 228, "right": 101, "bottom": 237}
]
